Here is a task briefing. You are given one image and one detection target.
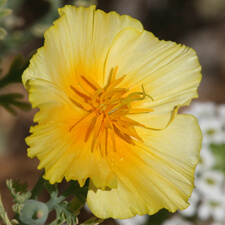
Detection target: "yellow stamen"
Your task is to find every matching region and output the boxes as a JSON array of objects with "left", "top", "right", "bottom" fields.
[
  {"left": 128, "top": 108, "right": 154, "bottom": 114},
  {"left": 70, "top": 111, "right": 96, "bottom": 132},
  {"left": 108, "top": 65, "right": 118, "bottom": 85},
  {"left": 93, "top": 120, "right": 105, "bottom": 155},
  {"left": 106, "top": 75, "right": 126, "bottom": 92},
  {"left": 92, "top": 89, "right": 103, "bottom": 107},
  {"left": 81, "top": 75, "right": 102, "bottom": 91},
  {"left": 114, "top": 123, "right": 143, "bottom": 142},
  {"left": 70, "top": 66, "right": 154, "bottom": 154}
]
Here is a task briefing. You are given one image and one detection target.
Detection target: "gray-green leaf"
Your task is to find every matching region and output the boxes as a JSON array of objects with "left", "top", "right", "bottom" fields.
[
  {"left": 0, "top": 27, "right": 6, "bottom": 39},
  {"left": 0, "top": 193, "right": 19, "bottom": 225}
]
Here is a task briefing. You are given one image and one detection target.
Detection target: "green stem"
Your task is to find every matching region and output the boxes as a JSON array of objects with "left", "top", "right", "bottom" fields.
[
  {"left": 31, "top": 172, "right": 45, "bottom": 199},
  {"left": 46, "top": 194, "right": 65, "bottom": 211}
]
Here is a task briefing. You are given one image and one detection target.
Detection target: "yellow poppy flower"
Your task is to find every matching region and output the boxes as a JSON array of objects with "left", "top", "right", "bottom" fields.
[{"left": 22, "top": 5, "right": 202, "bottom": 219}]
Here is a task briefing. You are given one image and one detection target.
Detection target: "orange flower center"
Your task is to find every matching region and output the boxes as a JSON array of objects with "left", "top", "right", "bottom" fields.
[{"left": 70, "top": 67, "right": 153, "bottom": 155}]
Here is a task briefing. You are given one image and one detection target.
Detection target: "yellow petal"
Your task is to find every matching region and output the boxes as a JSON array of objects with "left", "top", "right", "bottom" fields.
[
  {"left": 27, "top": 78, "right": 86, "bottom": 124},
  {"left": 29, "top": 120, "right": 117, "bottom": 188},
  {"left": 22, "top": 5, "right": 143, "bottom": 96},
  {"left": 87, "top": 115, "right": 202, "bottom": 219},
  {"left": 105, "top": 28, "right": 202, "bottom": 129},
  {"left": 22, "top": 5, "right": 202, "bottom": 220},
  {"left": 26, "top": 79, "right": 116, "bottom": 188}
]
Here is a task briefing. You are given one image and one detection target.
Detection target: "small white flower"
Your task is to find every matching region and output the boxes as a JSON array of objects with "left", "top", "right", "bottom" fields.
[
  {"left": 195, "top": 170, "right": 224, "bottom": 198},
  {"left": 198, "top": 193, "right": 225, "bottom": 221},
  {"left": 218, "top": 105, "right": 225, "bottom": 118},
  {"left": 162, "top": 216, "right": 194, "bottom": 225},
  {"left": 211, "top": 221, "right": 225, "bottom": 225},
  {"left": 183, "top": 102, "right": 225, "bottom": 145},
  {"left": 217, "top": 105, "right": 225, "bottom": 134},
  {"left": 195, "top": 144, "right": 215, "bottom": 174},
  {"left": 183, "top": 102, "right": 216, "bottom": 120},
  {"left": 199, "top": 117, "right": 224, "bottom": 145},
  {"left": 179, "top": 189, "right": 199, "bottom": 217},
  {"left": 116, "top": 215, "right": 148, "bottom": 225}
]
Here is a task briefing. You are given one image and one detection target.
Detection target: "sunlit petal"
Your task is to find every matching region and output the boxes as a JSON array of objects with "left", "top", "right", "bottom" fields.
[
  {"left": 23, "top": 5, "right": 143, "bottom": 94},
  {"left": 87, "top": 115, "right": 202, "bottom": 219},
  {"left": 105, "top": 29, "right": 201, "bottom": 129}
]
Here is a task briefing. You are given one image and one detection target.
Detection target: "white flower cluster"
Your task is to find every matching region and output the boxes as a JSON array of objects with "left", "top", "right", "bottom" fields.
[{"left": 177, "top": 102, "right": 225, "bottom": 225}]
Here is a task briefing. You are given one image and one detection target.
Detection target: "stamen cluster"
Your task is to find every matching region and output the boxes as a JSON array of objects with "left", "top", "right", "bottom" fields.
[{"left": 70, "top": 67, "right": 153, "bottom": 155}]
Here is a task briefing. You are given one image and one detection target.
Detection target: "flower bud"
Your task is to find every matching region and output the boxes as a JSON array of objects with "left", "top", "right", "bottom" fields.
[{"left": 19, "top": 200, "right": 49, "bottom": 225}]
